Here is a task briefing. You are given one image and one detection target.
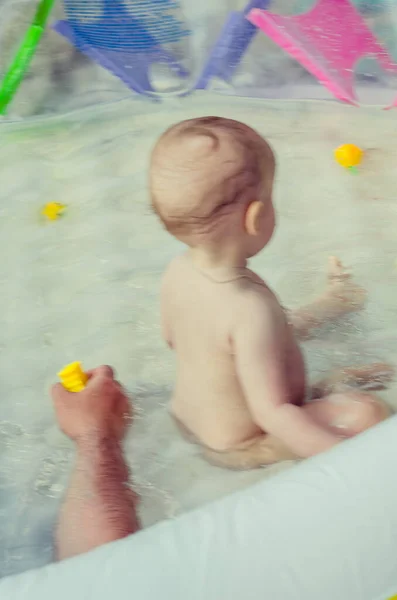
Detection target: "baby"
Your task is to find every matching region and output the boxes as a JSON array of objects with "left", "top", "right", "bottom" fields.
[{"left": 150, "top": 116, "right": 393, "bottom": 469}]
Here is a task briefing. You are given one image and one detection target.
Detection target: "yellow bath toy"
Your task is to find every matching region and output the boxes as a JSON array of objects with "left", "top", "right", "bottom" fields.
[
  {"left": 334, "top": 144, "right": 363, "bottom": 171},
  {"left": 42, "top": 202, "right": 66, "bottom": 221},
  {"left": 58, "top": 362, "right": 88, "bottom": 392}
]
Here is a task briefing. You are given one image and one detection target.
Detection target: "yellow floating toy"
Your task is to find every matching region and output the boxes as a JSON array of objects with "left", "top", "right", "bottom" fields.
[
  {"left": 42, "top": 202, "right": 66, "bottom": 221},
  {"left": 334, "top": 144, "right": 363, "bottom": 172},
  {"left": 58, "top": 361, "right": 88, "bottom": 393}
]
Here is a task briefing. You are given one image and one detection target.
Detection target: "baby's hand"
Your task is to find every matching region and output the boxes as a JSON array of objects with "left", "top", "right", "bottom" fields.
[
  {"left": 327, "top": 256, "right": 351, "bottom": 282},
  {"left": 51, "top": 366, "right": 131, "bottom": 442},
  {"left": 325, "top": 256, "right": 367, "bottom": 310}
]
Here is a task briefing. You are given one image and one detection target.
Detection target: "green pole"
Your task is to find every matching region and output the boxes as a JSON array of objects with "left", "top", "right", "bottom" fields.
[{"left": 0, "top": 0, "right": 57, "bottom": 115}]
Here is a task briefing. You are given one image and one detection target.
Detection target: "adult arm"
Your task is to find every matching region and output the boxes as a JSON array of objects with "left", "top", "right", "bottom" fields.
[{"left": 52, "top": 366, "right": 140, "bottom": 561}]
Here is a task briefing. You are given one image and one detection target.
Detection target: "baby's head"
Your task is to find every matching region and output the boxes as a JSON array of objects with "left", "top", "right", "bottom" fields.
[{"left": 150, "top": 117, "right": 276, "bottom": 261}]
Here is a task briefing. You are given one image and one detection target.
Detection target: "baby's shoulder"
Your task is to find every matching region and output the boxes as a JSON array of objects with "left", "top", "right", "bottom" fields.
[
  {"left": 162, "top": 254, "right": 185, "bottom": 281},
  {"left": 234, "top": 270, "right": 275, "bottom": 301},
  {"left": 232, "top": 273, "right": 284, "bottom": 322},
  {"left": 161, "top": 255, "right": 188, "bottom": 302}
]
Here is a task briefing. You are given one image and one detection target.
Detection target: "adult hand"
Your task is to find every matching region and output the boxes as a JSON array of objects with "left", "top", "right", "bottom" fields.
[{"left": 51, "top": 365, "right": 131, "bottom": 442}]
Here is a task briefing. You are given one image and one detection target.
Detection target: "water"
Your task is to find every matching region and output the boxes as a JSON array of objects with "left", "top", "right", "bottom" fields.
[{"left": 0, "top": 95, "right": 397, "bottom": 577}]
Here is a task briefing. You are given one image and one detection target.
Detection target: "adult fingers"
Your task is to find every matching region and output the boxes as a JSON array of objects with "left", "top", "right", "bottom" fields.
[
  {"left": 50, "top": 382, "right": 71, "bottom": 403},
  {"left": 113, "top": 379, "right": 125, "bottom": 391},
  {"left": 99, "top": 365, "right": 115, "bottom": 378},
  {"left": 86, "top": 365, "right": 115, "bottom": 381}
]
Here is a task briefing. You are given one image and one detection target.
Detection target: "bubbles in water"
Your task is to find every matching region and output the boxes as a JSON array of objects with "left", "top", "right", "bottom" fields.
[{"left": 33, "top": 454, "right": 70, "bottom": 498}]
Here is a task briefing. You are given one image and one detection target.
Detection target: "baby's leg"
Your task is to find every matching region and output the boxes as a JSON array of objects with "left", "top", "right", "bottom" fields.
[
  {"left": 289, "top": 257, "right": 367, "bottom": 340},
  {"left": 202, "top": 433, "right": 298, "bottom": 470},
  {"left": 305, "top": 391, "right": 391, "bottom": 437},
  {"left": 202, "top": 388, "right": 391, "bottom": 470}
]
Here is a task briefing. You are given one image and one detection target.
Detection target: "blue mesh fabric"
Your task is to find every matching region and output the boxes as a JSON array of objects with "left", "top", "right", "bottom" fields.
[{"left": 63, "top": 0, "right": 190, "bottom": 51}]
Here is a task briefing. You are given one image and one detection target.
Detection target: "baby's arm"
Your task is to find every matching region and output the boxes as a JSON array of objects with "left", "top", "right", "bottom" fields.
[
  {"left": 234, "top": 293, "right": 340, "bottom": 458},
  {"left": 288, "top": 257, "right": 366, "bottom": 341}
]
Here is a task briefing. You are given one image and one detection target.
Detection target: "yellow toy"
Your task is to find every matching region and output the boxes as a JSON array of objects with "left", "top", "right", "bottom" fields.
[
  {"left": 334, "top": 144, "right": 363, "bottom": 171},
  {"left": 58, "top": 361, "right": 88, "bottom": 392},
  {"left": 42, "top": 202, "right": 66, "bottom": 221}
]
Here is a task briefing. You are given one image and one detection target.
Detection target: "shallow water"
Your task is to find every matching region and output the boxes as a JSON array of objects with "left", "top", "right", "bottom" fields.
[{"left": 0, "top": 95, "right": 397, "bottom": 577}]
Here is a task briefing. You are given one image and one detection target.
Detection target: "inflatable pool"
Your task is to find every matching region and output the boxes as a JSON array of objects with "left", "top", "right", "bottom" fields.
[
  {"left": 1, "top": 1, "right": 397, "bottom": 597},
  {"left": 2, "top": 414, "right": 397, "bottom": 599}
]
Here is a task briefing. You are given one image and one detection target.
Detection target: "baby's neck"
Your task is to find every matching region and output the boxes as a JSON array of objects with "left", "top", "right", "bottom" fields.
[{"left": 188, "top": 247, "right": 247, "bottom": 271}]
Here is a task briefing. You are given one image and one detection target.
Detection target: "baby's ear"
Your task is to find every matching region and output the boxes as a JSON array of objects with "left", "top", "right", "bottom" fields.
[{"left": 245, "top": 201, "right": 264, "bottom": 236}]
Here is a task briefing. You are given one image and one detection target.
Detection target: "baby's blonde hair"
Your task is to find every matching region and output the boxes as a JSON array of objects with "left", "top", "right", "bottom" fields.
[{"left": 149, "top": 116, "right": 275, "bottom": 240}]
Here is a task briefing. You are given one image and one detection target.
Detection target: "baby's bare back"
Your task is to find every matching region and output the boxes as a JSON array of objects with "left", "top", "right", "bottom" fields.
[{"left": 161, "top": 254, "right": 305, "bottom": 451}]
